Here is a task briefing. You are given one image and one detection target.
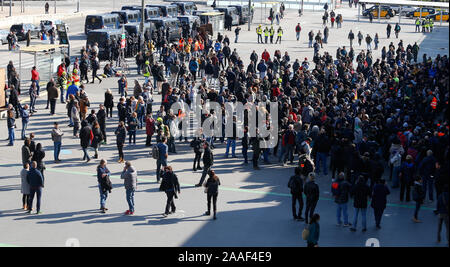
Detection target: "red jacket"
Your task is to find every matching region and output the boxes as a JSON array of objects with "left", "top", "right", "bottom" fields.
[
  {"left": 31, "top": 69, "right": 39, "bottom": 80},
  {"left": 262, "top": 51, "right": 270, "bottom": 62},
  {"left": 146, "top": 117, "right": 155, "bottom": 136}
]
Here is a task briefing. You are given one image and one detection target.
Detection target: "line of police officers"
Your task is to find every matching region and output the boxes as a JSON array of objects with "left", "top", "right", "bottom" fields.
[{"left": 256, "top": 24, "right": 284, "bottom": 44}]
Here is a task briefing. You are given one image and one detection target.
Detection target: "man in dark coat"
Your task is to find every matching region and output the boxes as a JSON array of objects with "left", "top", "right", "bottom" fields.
[
  {"left": 371, "top": 179, "right": 390, "bottom": 229},
  {"left": 26, "top": 161, "right": 44, "bottom": 214},
  {"left": 350, "top": 176, "right": 371, "bottom": 232},
  {"left": 288, "top": 167, "right": 304, "bottom": 221},
  {"left": 196, "top": 142, "right": 213, "bottom": 187},
  {"left": 332, "top": 172, "right": 351, "bottom": 226},
  {"left": 304, "top": 172, "right": 319, "bottom": 224},
  {"left": 79, "top": 120, "right": 92, "bottom": 162}
]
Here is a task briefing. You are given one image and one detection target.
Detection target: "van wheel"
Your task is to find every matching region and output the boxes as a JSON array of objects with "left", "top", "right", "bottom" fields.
[{"left": 386, "top": 15, "right": 390, "bottom": 19}]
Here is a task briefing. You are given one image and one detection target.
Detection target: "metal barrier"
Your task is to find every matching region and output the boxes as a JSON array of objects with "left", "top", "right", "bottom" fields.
[{"left": 206, "top": 0, "right": 334, "bottom": 11}]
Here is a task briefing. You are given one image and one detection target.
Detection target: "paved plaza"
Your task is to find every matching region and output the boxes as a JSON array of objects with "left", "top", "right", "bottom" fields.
[{"left": 0, "top": 2, "right": 448, "bottom": 247}]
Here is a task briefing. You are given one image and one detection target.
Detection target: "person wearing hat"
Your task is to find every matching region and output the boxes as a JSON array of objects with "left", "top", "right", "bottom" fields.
[
  {"left": 256, "top": 25, "right": 263, "bottom": 43},
  {"left": 143, "top": 60, "right": 151, "bottom": 85}
]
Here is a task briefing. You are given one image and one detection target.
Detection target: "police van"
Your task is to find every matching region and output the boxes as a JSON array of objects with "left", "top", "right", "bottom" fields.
[
  {"left": 172, "top": 2, "right": 198, "bottom": 15},
  {"left": 121, "top": 6, "right": 161, "bottom": 20},
  {"left": 229, "top": 5, "right": 250, "bottom": 25},
  {"left": 214, "top": 7, "right": 240, "bottom": 26},
  {"left": 86, "top": 29, "right": 124, "bottom": 59},
  {"left": 177, "top": 15, "right": 200, "bottom": 29},
  {"left": 111, "top": 10, "right": 142, "bottom": 26},
  {"left": 124, "top": 22, "right": 155, "bottom": 40},
  {"left": 146, "top": 4, "right": 179, "bottom": 17},
  {"left": 85, "top": 13, "right": 121, "bottom": 34},
  {"left": 147, "top": 17, "right": 181, "bottom": 41}
]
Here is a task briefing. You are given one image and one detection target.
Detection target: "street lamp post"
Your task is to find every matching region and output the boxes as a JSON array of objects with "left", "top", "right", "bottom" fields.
[
  {"left": 248, "top": 0, "right": 251, "bottom": 31},
  {"left": 9, "top": 0, "right": 11, "bottom": 17},
  {"left": 54, "top": 0, "right": 57, "bottom": 14}
]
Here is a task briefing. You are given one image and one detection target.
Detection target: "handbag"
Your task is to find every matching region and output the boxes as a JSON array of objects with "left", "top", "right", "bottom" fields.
[{"left": 302, "top": 225, "right": 310, "bottom": 240}]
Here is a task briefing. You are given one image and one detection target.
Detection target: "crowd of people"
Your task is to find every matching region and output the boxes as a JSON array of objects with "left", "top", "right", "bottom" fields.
[{"left": 3, "top": 3, "right": 449, "bottom": 246}]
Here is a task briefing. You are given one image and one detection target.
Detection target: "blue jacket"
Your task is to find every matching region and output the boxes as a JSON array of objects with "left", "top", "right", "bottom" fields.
[
  {"left": 307, "top": 222, "right": 320, "bottom": 245},
  {"left": 19, "top": 106, "right": 30, "bottom": 123},
  {"left": 66, "top": 84, "right": 79, "bottom": 99},
  {"left": 257, "top": 62, "right": 267, "bottom": 72},
  {"left": 26, "top": 168, "right": 44, "bottom": 187}
]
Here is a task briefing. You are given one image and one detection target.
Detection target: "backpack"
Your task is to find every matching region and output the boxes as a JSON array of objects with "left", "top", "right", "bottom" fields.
[
  {"left": 152, "top": 144, "right": 159, "bottom": 159},
  {"left": 299, "top": 154, "right": 314, "bottom": 176}
]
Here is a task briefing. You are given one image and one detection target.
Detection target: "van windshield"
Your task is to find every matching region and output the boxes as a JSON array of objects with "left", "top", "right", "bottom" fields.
[
  {"left": 87, "top": 17, "right": 103, "bottom": 28},
  {"left": 87, "top": 32, "right": 108, "bottom": 47}
]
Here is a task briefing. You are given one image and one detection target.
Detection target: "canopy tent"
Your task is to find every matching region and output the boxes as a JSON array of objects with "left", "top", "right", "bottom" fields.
[
  {"left": 357, "top": 0, "right": 449, "bottom": 25},
  {"left": 18, "top": 44, "right": 69, "bottom": 87}
]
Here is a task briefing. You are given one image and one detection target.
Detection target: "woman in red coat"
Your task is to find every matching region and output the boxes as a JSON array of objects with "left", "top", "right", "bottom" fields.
[{"left": 145, "top": 114, "right": 156, "bottom": 146}]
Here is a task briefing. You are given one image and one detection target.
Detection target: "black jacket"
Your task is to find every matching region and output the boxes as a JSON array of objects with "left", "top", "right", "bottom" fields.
[
  {"left": 351, "top": 181, "right": 371, "bottom": 208},
  {"left": 160, "top": 171, "right": 180, "bottom": 193},
  {"left": 205, "top": 177, "right": 221, "bottom": 195},
  {"left": 79, "top": 123, "right": 92, "bottom": 148},
  {"left": 288, "top": 175, "right": 303, "bottom": 194},
  {"left": 304, "top": 181, "right": 319, "bottom": 202},
  {"left": 203, "top": 146, "right": 214, "bottom": 167}
]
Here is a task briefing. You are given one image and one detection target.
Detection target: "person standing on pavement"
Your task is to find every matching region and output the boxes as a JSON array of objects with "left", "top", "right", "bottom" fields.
[
  {"left": 46, "top": 79, "right": 59, "bottom": 115},
  {"left": 304, "top": 172, "right": 319, "bottom": 224},
  {"left": 357, "top": 31, "right": 363, "bottom": 46},
  {"left": 306, "top": 213, "right": 320, "bottom": 247},
  {"left": 295, "top": 23, "right": 302, "bottom": 41},
  {"left": 399, "top": 155, "right": 415, "bottom": 202},
  {"left": 412, "top": 177, "right": 426, "bottom": 223},
  {"left": 275, "top": 27, "right": 283, "bottom": 44},
  {"left": 29, "top": 82, "right": 38, "bottom": 114},
  {"left": 31, "top": 66, "right": 40, "bottom": 96},
  {"left": 234, "top": 26, "right": 241, "bottom": 43},
  {"left": 18, "top": 104, "right": 30, "bottom": 141},
  {"left": 104, "top": 89, "right": 114, "bottom": 118},
  {"left": 121, "top": 161, "right": 138, "bottom": 215},
  {"left": 160, "top": 166, "right": 180, "bottom": 217},
  {"left": 20, "top": 162, "right": 31, "bottom": 211},
  {"left": 394, "top": 23, "right": 401, "bottom": 38},
  {"left": 332, "top": 172, "right": 352, "bottom": 227},
  {"left": 111, "top": 120, "right": 126, "bottom": 162},
  {"left": 288, "top": 167, "right": 305, "bottom": 221},
  {"left": 6, "top": 109, "right": 16, "bottom": 146},
  {"left": 51, "top": 122, "right": 63, "bottom": 163},
  {"left": 419, "top": 150, "right": 437, "bottom": 203},
  {"left": 350, "top": 176, "right": 371, "bottom": 232},
  {"left": 97, "top": 159, "right": 112, "bottom": 213},
  {"left": 371, "top": 179, "right": 390, "bottom": 229},
  {"left": 26, "top": 161, "right": 44, "bottom": 214},
  {"left": 348, "top": 30, "right": 355, "bottom": 48},
  {"left": 26, "top": 30, "right": 31, "bottom": 47},
  {"left": 196, "top": 142, "right": 214, "bottom": 187},
  {"left": 156, "top": 137, "right": 169, "bottom": 183},
  {"left": 436, "top": 184, "right": 449, "bottom": 244},
  {"left": 204, "top": 170, "right": 221, "bottom": 220},
  {"left": 31, "top": 143, "right": 46, "bottom": 179},
  {"left": 91, "top": 121, "right": 103, "bottom": 159},
  {"left": 386, "top": 23, "right": 392, "bottom": 38},
  {"left": 80, "top": 120, "right": 93, "bottom": 162},
  {"left": 97, "top": 104, "right": 107, "bottom": 144},
  {"left": 314, "top": 129, "right": 331, "bottom": 176},
  {"left": 22, "top": 138, "right": 32, "bottom": 166}
]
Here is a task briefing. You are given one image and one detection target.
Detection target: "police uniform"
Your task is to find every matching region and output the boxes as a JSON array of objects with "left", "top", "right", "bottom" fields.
[
  {"left": 275, "top": 27, "right": 283, "bottom": 44},
  {"left": 264, "top": 27, "right": 269, "bottom": 43},
  {"left": 256, "top": 25, "right": 263, "bottom": 43}
]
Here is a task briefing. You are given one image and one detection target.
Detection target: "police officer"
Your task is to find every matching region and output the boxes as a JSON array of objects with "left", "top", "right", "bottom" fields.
[
  {"left": 429, "top": 18, "right": 434, "bottom": 32},
  {"left": 264, "top": 27, "right": 269, "bottom": 44},
  {"left": 415, "top": 18, "right": 421, "bottom": 32},
  {"left": 275, "top": 27, "right": 283, "bottom": 44},
  {"left": 256, "top": 25, "right": 263, "bottom": 43},
  {"left": 143, "top": 60, "right": 151, "bottom": 85},
  {"left": 269, "top": 26, "right": 275, "bottom": 44}
]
